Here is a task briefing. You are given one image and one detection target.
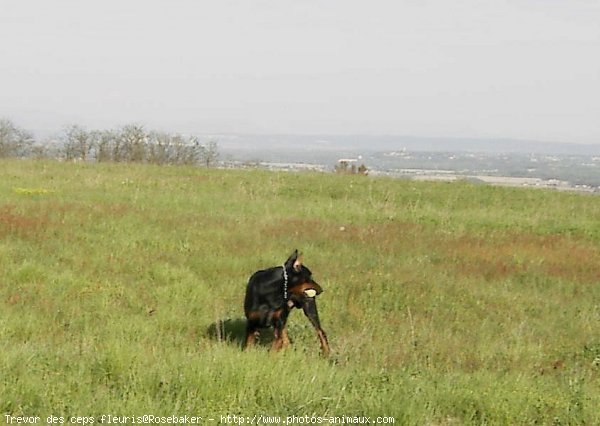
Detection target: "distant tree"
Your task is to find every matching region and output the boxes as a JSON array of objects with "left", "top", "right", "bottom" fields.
[
  {"left": 335, "top": 160, "right": 353, "bottom": 174},
  {"left": 178, "top": 135, "right": 201, "bottom": 165},
  {"left": 146, "top": 131, "right": 172, "bottom": 165},
  {"left": 119, "top": 124, "right": 147, "bottom": 162},
  {"left": 1, "top": 120, "right": 218, "bottom": 168},
  {"left": 170, "top": 133, "right": 190, "bottom": 165},
  {"left": 93, "top": 129, "right": 117, "bottom": 163},
  {"left": 62, "top": 125, "right": 93, "bottom": 161},
  {"left": 199, "top": 140, "right": 219, "bottom": 167},
  {"left": 334, "top": 160, "right": 368, "bottom": 175},
  {"left": 30, "top": 144, "right": 51, "bottom": 159},
  {"left": 145, "top": 132, "right": 201, "bottom": 165},
  {"left": 0, "top": 118, "right": 34, "bottom": 158}
]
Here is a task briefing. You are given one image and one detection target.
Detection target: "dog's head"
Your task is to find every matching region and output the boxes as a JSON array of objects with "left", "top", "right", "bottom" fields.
[{"left": 284, "top": 250, "right": 323, "bottom": 307}]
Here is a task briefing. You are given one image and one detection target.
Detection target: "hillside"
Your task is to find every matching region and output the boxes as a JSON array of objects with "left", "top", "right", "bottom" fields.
[
  {"left": 2, "top": 159, "right": 600, "bottom": 423},
  {"left": 216, "top": 134, "right": 600, "bottom": 155}
]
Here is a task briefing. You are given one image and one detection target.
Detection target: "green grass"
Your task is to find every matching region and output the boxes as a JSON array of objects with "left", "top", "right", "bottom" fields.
[{"left": 2, "top": 159, "right": 600, "bottom": 424}]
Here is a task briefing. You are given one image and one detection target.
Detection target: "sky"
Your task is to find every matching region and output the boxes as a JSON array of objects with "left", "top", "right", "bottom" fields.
[{"left": 1, "top": 0, "right": 599, "bottom": 144}]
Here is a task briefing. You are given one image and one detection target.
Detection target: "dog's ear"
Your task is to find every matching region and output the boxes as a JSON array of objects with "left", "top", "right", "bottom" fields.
[
  {"left": 293, "top": 254, "right": 303, "bottom": 272},
  {"left": 284, "top": 249, "right": 299, "bottom": 271}
]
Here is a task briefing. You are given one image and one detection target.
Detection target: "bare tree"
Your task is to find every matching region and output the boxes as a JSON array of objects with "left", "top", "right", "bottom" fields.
[
  {"left": 170, "top": 133, "right": 187, "bottom": 165},
  {"left": 334, "top": 159, "right": 368, "bottom": 175},
  {"left": 146, "top": 131, "right": 172, "bottom": 165},
  {"left": 145, "top": 132, "right": 201, "bottom": 165},
  {"left": 199, "top": 140, "right": 219, "bottom": 168},
  {"left": 176, "top": 135, "right": 201, "bottom": 165},
  {"left": 0, "top": 118, "right": 34, "bottom": 158},
  {"left": 30, "top": 144, "right": 51, "bottom": 159},
  {"left": 62, "top": 125, "right": 93, "bottom": 161},
  {"left": 119, "top": 124, "right": 147, "bottom": 162},
  {"left": 92, "top": 129, "right": 117, "bottom": 162},
  {"left": 0, "top": 120, "right": 219, "bottom": 168}
]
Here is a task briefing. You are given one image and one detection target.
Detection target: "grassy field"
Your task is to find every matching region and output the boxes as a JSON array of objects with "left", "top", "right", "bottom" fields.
[{"left": 2, "top": 159, "right": 600, "bottom": 424}]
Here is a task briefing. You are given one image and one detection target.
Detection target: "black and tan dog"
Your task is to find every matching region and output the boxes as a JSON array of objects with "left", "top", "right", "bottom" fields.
[{"left": 244, "top": 250, "right": 330, "bottom": 356}]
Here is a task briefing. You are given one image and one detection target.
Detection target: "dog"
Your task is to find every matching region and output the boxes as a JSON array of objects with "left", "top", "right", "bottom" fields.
[{"left": 244, "top": 250, "right": 330, "bottom": 356}]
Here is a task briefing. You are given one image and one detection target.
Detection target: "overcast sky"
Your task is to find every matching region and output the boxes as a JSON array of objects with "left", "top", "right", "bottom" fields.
[{"left": 1, "top": 1, "right": 599, "bottom": 144}]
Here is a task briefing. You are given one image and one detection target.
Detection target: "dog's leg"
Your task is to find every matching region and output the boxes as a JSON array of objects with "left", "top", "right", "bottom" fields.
[
  {"left": 244, "top": 322, "right": 260, "bottom": 349},
  {"left": 315, "top": 328, "right": 330, "bottom": 357},
  {"left": 281, "top": 327, "right": 291, "bottom": 349},
  {"left": 272, "top": 325, "right": 284, "bottom": 351},
  {"left": 272, "top": 325, "right": 291, "bottom": 351},
  {"left": 270, "top": 309, "right": 288, "bottom": 352},
  {"left": 302, "top": 298, "right": 330, "bottom": 356}
]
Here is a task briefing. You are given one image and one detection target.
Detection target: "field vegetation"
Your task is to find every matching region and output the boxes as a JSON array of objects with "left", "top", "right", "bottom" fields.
[{"left": 2, "top": 159, "right": 600, "bottom": 424}]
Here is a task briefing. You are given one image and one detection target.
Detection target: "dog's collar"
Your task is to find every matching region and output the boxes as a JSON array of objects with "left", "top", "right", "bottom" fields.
[{"left": 282, "top": 265, "right": 288, "bottom": 300}]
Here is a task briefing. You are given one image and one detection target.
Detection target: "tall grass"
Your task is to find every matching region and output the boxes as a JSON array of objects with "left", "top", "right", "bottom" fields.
[{"left": 2, "top": 159, "right": 600, "bottom": 424}]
